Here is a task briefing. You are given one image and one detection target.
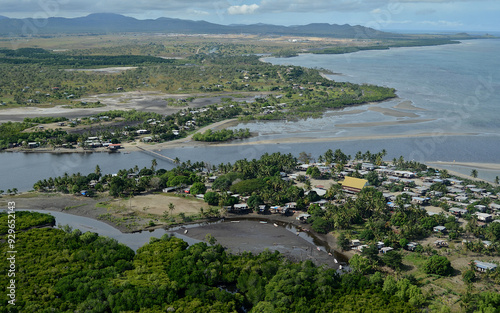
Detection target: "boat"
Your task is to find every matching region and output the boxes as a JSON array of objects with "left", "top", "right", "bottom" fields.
[
  {"left": 334, "top": 258, "right": 338, "bottom": 264},
  {"left": 231, "top": 220, "right": 240, "bottom": 223},
  {"left": 259, "top": 221, "right": 267, "bottom": 224},
  {"left": 316, "top": 247, "right": 321, "bottom": 251},
  {"left": 273, "top": 223, "right": 278, "bottom": 227},
  {"left": 184, "top": 229, "right": 188, "bottom": 234}
]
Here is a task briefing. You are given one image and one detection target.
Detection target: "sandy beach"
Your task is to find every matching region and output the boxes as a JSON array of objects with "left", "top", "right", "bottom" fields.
[
  {"left": 334, "top": 118, "right": 434, "bottom": 128},
  {"left": 426, "top": 161, "right": 500, "bottom": 184}
]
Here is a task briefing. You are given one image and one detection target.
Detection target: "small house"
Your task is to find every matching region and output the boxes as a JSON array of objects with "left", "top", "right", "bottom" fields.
[
  {"left": 232, "top": 203, "right": 249, "bottom": 213},
  {"left": 341, "top": 177, "right": 368, "bottom": 194},
  {"left": 108, "top": 144, "right": 121, "bottom": 150},
  {"left": 449, "top": 207, "right": 468, "bottom": 216},
  {"left": 433, "top": 225, "right": 447, "bottom": 233},
  {"left": 406, "top": 242, "right": 419, "bottom": 251},
  {"left": 296, "top": 213, "right": 311, "bottom": 222},
  {"left": 351, "top": 239, "right": 361, "bottom": 247},
  {"left": 473, "top": 261, "right": 498, "bottom": 272},
  {"left": 475, "top": 213, "right": 493, "bottom": 222},
  {"left": 380, "top": 247, "right": 394, "bottom": 254}
]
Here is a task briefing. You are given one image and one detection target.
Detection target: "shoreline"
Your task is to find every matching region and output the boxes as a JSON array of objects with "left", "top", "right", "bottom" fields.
[
  {"left": 3, "top": 192, "right": 349, "bottom": 267},
  {"left": 1, "top": 131, "right": 486, "bottom": 153},
  {"left": 426, "top": 161, "right": 500, "bottom": 184}
]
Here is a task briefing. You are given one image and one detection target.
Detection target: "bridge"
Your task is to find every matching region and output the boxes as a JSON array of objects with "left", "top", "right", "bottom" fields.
[{"left": 136, "top": 146, "right": 179, "bottom": 164}]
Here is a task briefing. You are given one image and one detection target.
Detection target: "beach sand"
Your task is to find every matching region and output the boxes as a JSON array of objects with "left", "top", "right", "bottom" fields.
[
  {"left": 334, "top": 118, "right": 434, "bottom": 128},
  {"left": 368, "top": 106, "right": 420, "bottom": 118},
  {"left": 394, "top": 100, "right": 427, "bottom": 111}
]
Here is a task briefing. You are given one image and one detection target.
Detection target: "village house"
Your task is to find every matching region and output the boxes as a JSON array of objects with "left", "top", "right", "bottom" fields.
[
  {"left": 231, "top": 203, "right": 249, "bottom": 213},
  {"left": 473, "top": 260, "right": 498, "bottom": 273},
  {"left": 341, "top": 177, "right": 368, "bottom": 194},
  {"left": 433, "top": 225, "right": 447, "bottom": 233},
  {"left": 475, "top": 212, "right": 493, "bottom": 223},
  {"left": 449, "top": 207, "right": 468, "bottom": 216},
  {"left": 380, "top": 247, "right": 394, "bottom": 254}
]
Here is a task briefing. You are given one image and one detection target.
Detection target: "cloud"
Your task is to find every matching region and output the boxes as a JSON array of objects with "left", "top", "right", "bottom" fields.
[
  {"left": 187, "top": 9, "right": 210, "bottom": 16},
  {"left": 420, "top": 20, "right": 463, "bottom": 27},
  {"left": 415, "top": 8, "right": 437, "bottom": 15},
  {"left": 227, "top": 4, "right": 260, "bottom": 15}
]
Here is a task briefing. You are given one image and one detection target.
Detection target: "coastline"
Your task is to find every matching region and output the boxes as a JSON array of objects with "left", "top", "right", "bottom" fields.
[{"left": 426, "top": 161, "right": 500, "bottom": 184}]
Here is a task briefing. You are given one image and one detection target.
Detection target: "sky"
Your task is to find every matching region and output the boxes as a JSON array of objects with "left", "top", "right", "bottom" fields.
[{"left": 1, "top": 0, "right": 499, "bottom": 33}]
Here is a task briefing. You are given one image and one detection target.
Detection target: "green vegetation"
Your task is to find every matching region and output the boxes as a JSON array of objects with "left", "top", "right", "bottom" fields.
[
  {"left": 193, "top": 128, "right": 251, "bottom": 142},
  {"left": 0, "top": 211, "right": 55, "bottom": 234},
  {"left": 423, "top": 255, "right": 454, "bottom": 276},
  {"left": 0, "top": 212, "right": 419, "bottom": 312},
  {"left": 0, "top": 48, "right": 176, "bottom": 67},
  {"left": 312, "top": 39, "right": 460, "bottom": 55}
]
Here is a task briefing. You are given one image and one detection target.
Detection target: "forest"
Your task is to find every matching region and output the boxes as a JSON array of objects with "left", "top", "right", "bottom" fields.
[
  {"left": 1, "top": 210, "right": 499, "bottom": 312},
  {"left": 0, "top": 212, "right": 419, "bottom": 313},
  {"left": 192, "top": 128, "right": 251, "bottom": 142},
  {"left": 0, "top": 48, "right": 175, "bottom": 66}
]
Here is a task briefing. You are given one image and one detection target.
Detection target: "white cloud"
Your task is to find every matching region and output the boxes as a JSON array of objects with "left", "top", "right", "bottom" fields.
[
  {"left": 420, "top": 20, "right": 463, "bottom": 27},
  {"left": 227, "top": 4, "right": 260, "bottom": 15},
  {"left": 187, "top": 9, "right": 210, "bottom": 16}
]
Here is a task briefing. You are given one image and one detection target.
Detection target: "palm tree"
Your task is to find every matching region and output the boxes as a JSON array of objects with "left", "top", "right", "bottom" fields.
[
  {"left": 151, "top": 158, "right": 158, "bottom": 171},
  {"left": 168, "top": 202, "right": 175, "bottom": 217},
  {"left": 95, "top": 164, "right": 101, "bottom": 177},
  {"left": 470, "top": 169, "right": 478, "bottom": 178},
  {"left": 304, "top": 179, "right": 312, "bottom": 191}
]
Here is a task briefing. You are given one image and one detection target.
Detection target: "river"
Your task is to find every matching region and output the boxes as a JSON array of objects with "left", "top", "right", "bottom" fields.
[{"left": 1, "top": 39, "right": 500, "bottom": 191}]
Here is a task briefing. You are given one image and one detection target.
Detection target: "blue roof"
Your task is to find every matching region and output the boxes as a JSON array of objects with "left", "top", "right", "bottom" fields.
[{"left": 474, "top": 261, "right": 498, "bottom": 270}]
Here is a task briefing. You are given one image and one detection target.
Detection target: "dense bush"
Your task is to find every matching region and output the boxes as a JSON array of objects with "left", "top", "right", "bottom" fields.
[{"left": 423, "top": 255, "right": 453, "bottom": 276}]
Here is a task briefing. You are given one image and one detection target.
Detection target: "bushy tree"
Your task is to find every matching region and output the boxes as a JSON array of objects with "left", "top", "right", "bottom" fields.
[
  {"left": 190, "top": 182, "right": 207, "bottom": 195},
  {"left": 204, "top": 192, "right": 219, "bottom": 206},
  {"left": 423, "top": 255, "right": 453, "bottom": 276}
]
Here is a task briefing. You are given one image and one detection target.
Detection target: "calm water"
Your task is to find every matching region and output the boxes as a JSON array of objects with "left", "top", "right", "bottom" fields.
[
  {"left": 1, "top": 39, "right": 499, "bottom": 191},
  {"left": 259, "top": 39, "right": 500, "bottom": 137}
]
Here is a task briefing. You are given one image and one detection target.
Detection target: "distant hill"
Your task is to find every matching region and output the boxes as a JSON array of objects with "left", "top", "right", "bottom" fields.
[{"left": 0, "top": 13, "right": 400, "bottom": 38}]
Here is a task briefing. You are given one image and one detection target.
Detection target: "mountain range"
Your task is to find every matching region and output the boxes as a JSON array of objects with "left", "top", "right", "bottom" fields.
[{"left": 0, "top": 13, "right": 399, "bottom": 38}]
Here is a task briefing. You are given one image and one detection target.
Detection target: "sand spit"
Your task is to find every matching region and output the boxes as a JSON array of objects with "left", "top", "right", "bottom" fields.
[
  {"left": 394, "top": 100, "right": 427, "bottom": 111},
  {"left": 335, "top": 118, "right": 434, "bottom": 128},
  {"left": 368, "top": 106, "right": 420, "bottom": 118}
]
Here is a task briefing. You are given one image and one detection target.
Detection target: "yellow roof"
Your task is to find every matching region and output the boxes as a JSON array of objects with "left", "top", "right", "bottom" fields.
[{"left": 341, "top": 177, "right": 368, "bottom": 190}]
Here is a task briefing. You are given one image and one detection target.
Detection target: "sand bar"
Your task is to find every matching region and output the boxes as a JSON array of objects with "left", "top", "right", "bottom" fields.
[
  {"left": 427, "top": 161, "right": 500, "bottom": 171},
  {"left": 394, "top": 100, "right": 427, "bottom": 111},
  {"left": 335, "top": 118, "right": 434, "bottom": 128},
  {"left": 368, "top": 106, "right": 419, "bottom": 118}
]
